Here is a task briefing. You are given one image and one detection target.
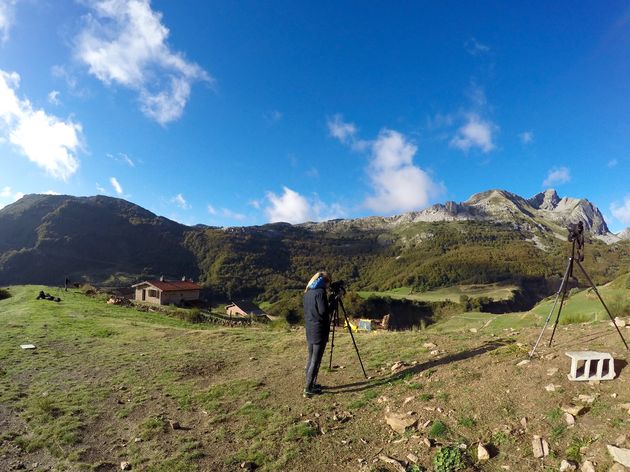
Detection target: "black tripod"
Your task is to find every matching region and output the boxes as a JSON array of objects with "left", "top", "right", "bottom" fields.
[
  {"left": 530, "top": 222, "right": 629, "bottom": 357},
  {"left": 328, "top": 292, "right": 368, "bottom": 379}
]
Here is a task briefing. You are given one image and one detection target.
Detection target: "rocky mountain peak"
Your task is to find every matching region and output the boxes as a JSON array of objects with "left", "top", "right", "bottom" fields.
[{"left": 528, "top": 189, "right": 560, "bottom": 210}]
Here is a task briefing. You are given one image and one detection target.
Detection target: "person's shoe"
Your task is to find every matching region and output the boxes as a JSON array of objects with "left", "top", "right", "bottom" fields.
[
  {"left": 311, "top": 384, "right": 323, "bottom": 393},
  {"left": 302, "top": 389, "right": 316, "bottom": 398}
]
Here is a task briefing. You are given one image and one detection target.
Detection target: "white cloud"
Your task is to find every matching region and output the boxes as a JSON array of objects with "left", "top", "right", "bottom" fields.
[
  {"left": 75, "top": 0, "right": 211, "bottom": 125},
  {"left": 171, "top": 193, "right": 190, "bottom": 209},
  {"left": 43, "top": 190, "right": 60, "bottom": 195},
  {"left": 13, "top": 191, "right": 23, "bottom": 200},
  {"left": 0, "top": 70, "right": 82, "bottom": 180},
  {"left": 464, "top": 37, "right": 490, "bottom": 56},
  {"left": 364, "top": 129, "right": 444, "bottom": 213},
  {"left": 107, "top": 152, "right": 135, "bottom": 167},
  {"left": 543, "top": 166, "right": 571, "bottom": 187},
  {"left": 0, "top": 185, "right": 11, "bottom": 197},
  {"left": 327, "top": 114, "right": 357, "bottom": 144},
  {"left": 611, "top": 196, "right": 630, "bottom": 225},
  {"left": 306, "top": 167, "right": 319, "bottom": 178},
  {"left": 47, "top": 90, "right": 61, "bottom": 105},
  {"left": 207, "top": 204, "right": 217, "bottom": 215},
  {"left": 450, "top": 113, "right": 497, "bottom": 153},
  {"left": 248, "top": 199, "right": 261, "bottom": 209},
  {"left": 222, "top": 208, "right": 246, "bottom": 221},
  {"left": 96, "top": 183, "right": 106, "bottom": 193},
  {"left": 264, "top": 186, "right": 344, "bottom": 224},
  {"left": 0, "top": 0, "right": 16, "bottom": 43},
  {"left": 110, "top": 176, "right": 123, "bottom": 194},
  {"left": 607, "top": 159, "right": 618, "bottom": 168},
  {"left": 519, "top": 131, "right": 534, "bottom": 144},
  {"left": 0, "top": 186, "right": 24, "bottom": 202}
]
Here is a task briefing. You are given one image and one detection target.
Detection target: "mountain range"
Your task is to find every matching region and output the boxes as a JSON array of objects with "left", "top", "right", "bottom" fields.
[{"left": 1, "top": 190, "right": 629, "bottom": 302}]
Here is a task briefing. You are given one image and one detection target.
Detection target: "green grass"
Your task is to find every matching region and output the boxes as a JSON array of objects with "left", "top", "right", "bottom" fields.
[{"left": 358, "top": 282, "right": 518, "bottom": 303}]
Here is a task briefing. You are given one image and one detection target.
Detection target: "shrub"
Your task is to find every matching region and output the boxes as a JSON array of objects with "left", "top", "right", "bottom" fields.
[
  {"left": 433, "top": 446, "right": 465, "bottom": 472},
  {"left": 178, "top": 308, "right": 204, "bottom": 323},
  {"left": 428, "top": 420, "right": 448, "bottom": 438},
  {"left": 0, "top": 288, "right": 10, "bottom": 300}
]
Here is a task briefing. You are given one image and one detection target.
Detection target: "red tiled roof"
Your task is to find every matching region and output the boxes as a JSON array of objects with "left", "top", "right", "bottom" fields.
[{"left": 133, "top": 280, "right": 201, "bottom": 291}]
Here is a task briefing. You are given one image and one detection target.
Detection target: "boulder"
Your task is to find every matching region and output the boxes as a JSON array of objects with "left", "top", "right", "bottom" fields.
[{"left": 579, "top": 461, "right": 595, "bottom": 472}]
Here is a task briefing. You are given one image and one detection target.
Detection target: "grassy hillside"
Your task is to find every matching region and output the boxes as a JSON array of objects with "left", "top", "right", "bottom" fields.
[{"left": 2, "top": 286, "right": 630, "bottom": 471}]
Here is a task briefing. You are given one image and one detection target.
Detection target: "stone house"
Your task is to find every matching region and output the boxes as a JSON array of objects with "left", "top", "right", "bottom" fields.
[
  {"left": 225, "top": 300, "right": 267, "bottom": 319},
  {"left": 132, "top": 277, "right": 201, "bottom": 306}
]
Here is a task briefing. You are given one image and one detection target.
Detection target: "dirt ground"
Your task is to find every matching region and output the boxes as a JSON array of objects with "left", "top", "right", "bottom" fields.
[{"left": 1, "top": 296, "right": 629, "bottom": 471}]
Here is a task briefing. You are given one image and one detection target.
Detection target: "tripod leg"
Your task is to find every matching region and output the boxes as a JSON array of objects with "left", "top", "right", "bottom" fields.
[
  {"left": 338, "top": 299, "right": 368, "bottom": 379},
  {"left": 548, "top": 263, "right": 572, "bottom": 347},
  {"left": 530, "top": 257, "right": 572, "bottom": 357},
  {"left": 575, "top": 261, "right": 630, "bottom": 351},
  {"left": 328, "top": 308, "right": 337, "bottom": 369}
]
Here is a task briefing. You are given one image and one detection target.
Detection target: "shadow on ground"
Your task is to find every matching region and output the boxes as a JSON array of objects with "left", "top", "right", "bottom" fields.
[{"left": 325, "top": 340, "right": 512, "bottom": 394}]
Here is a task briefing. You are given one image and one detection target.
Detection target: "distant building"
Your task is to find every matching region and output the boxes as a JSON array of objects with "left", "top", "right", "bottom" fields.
[
  {"left": 226, "top": 300, "right": 267, "bottom": 318},
  {"left": 132, "top": 276, "right": 201, "bottom": 306}
]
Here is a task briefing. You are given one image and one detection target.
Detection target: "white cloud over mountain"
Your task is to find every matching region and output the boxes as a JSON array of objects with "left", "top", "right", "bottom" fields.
[
  {"left": 264, "top": 186, "right": 344, "bottom": 224},
  {"left": 328, "top": 116, "right": 444, "bottom": 214},
  {"left": 110, "top": 176, "right": 123, "bottom": 194},
  {"left": 450, "top": 113, "right": 497, "bottom": 153},
  {"left": 75, "top": 0, "right": 211, "bottom": 125},
  {"left": 0, "top": 70, "right": 82, "bottom": 180},
  {"left": 611, "top": 196, "right": 630, "bottom": 226},
  {"left": 543, "top": 166, "right": 571, "bottom": 187}
]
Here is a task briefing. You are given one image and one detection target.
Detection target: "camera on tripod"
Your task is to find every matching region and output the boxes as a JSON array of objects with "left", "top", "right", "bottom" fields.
[
  {"left": 567, "top": 221, "right": 584, "bottom": 242},
  {"left": 329, "top": 280, "right": 346, "bottom": 298}
]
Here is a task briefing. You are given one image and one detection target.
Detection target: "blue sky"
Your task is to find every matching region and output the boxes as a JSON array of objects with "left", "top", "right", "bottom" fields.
[{"left": 0, "top": 1, "right": 629, "bottom": 231}]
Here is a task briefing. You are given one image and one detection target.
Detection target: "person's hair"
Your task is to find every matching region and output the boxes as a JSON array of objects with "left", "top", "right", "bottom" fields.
[{"left": 304, "top": 271, "right": 331, "bottom": 292}]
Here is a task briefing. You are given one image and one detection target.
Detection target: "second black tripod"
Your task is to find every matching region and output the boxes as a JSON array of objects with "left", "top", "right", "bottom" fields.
[
  {"left": 530, "top": 222, "right": 629, "bottom": 357},
  {"left": 327, "top": 289, "right": 368, "bottom": 379}
]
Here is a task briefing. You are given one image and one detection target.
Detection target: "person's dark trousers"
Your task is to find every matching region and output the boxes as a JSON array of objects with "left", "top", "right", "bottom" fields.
[{"left": 305, "top": 342, "right": 327, "bottom": 391}]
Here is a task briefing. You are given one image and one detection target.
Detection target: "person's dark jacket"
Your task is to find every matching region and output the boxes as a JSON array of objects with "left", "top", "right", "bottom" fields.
[{"left": 304, "top": 287, "right": 332, "bottom": 344}]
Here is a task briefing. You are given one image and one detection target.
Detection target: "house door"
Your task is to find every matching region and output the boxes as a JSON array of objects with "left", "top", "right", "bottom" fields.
[{"left": 142, "top": 289, "right": 146, "bottom": 301}]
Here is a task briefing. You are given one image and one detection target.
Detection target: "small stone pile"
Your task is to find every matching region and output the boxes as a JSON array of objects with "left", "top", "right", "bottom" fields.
[{"left": 106, "top": 296, "right": 132, "bottom": 306}]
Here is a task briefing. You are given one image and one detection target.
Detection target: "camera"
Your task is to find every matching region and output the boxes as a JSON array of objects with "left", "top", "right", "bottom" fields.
[
  {"left": 329, "top": 280, "right": 346, "bottom": 297},
  {"left": 567, "top": 221, "right": 584, "bottom": 242}
]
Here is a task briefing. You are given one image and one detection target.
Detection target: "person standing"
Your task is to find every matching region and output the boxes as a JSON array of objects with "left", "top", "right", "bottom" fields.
[{"left": 303, "top": 271, "right": 334, "bottom": 397}]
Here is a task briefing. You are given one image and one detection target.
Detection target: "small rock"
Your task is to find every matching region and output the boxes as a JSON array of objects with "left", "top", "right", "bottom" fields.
[
  {"left": 133, "top": 437, "right": 142, "bottom": 443},
  {"left": 580, "top": 460, "right": 595, "bottom": 472},
  {"left": 249, "top": 357, "right": 257, "bottom": 361},
  {"left": 607, "top": 445, "right": 630, "bottom": 468},
  {"left": 469, "top": 328, "right": 478, "bottom": 333},
  {"left": 547, "top": 367, "right": 559, "bottom": 376},
  {"left": 403, "top": 396, "right": 414, "bottom": 405},
  {"left": 430, "top": 350, "right": 440, "bottom": 356},
  {"left": 588, "top": 380, "right": 600, "bottom": 386},
  {"left": 545, "top": 384, "right": 559, "bottom": 392},
  {"left": 391, "top": 361, "right": 408, "bottom": 372},
  {"left": 423, "top": 438, "right": 432, "bottom": 448},
  {"left": 240, "top": 462, "right": 257, "bottom": 471},
  {"left": 169, "top": 420, "right": 181, "bottom": 430},
  {"left": 564, "top": 412, "right": 576, "bottom": 427},
  {"left": 517, "top": 360, "right": 531, "bottom": 367},
  {"left": 407, "top": 453, "right": 418, "bottom": 463},
  {"left": 532, "top": 436, "right": 549, "bottom": 458},
  {"left": 384, "top": 411, "right": 417, "bottom": 434},
  {"left": 577, "top": 394, "right": 597, "bottom": 404},
  {"left": 561, "top": 405, "right": 586, "bottom": 416},
  {"left": 544, "top": 353, "right": 557, "bottom": 360},
  {"left": 611, "top": 393, "right": 618, "bottom": 399},
  {"left": 560, "top": 459, "right": 577, "bottom": 471},
  {"left": 612, "top": 317, "right": 626, "bottom": 328},
  {"left": 615, "top": 435, "right": 627, "bottom": 447},
  {"left": 120, "top": 462, "right": 131, "bottom": 471},
  {"left": 378, "top": 455, "right": 406, "bottom": 472},
  {"left": 423, "top": 342, "right": 437, "bottom": 349},
  {"left": 478, "top": 443, "right": 490, "bottom": 461},
  {"left": 520, "top": 417, "right": 528, "bottom": 429}
]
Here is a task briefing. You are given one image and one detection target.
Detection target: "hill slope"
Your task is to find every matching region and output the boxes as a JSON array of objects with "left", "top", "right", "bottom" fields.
[{"left": 1, "top": 191, "right": 629, "bottom": 303}]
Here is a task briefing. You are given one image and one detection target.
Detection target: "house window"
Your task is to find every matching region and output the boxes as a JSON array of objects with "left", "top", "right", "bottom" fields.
[{"left": 148, "top": 289, "right": 158, "bottom": 298}]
